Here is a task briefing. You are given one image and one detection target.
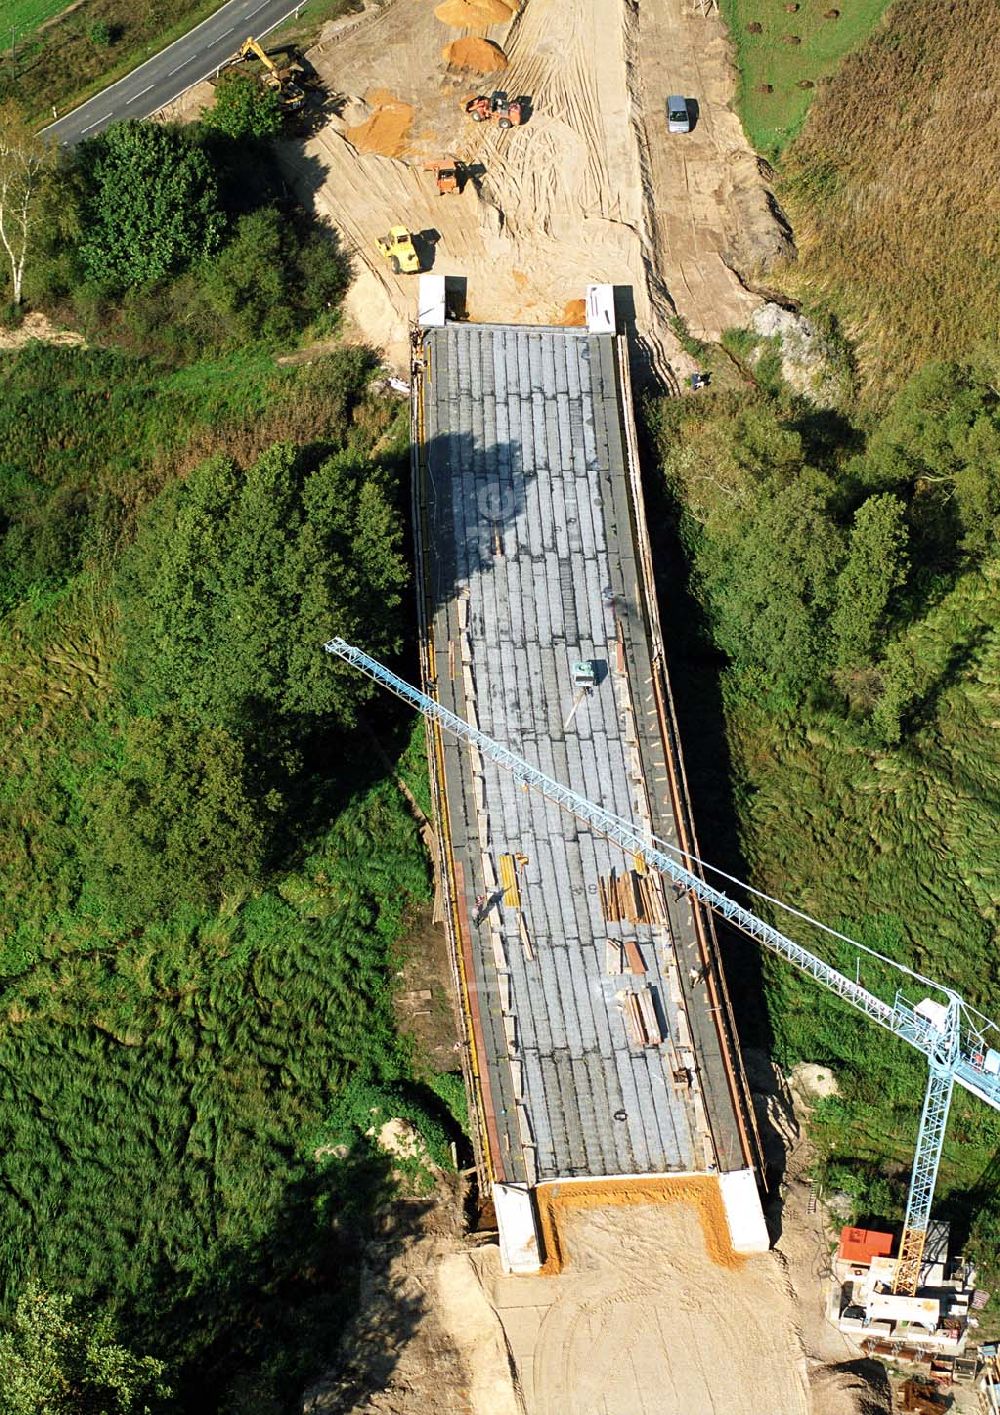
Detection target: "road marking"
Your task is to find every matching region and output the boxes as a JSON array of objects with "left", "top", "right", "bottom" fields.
[
  {"left": 80, "top": 113, "right": 113, "bottom": 133},
  {"left": 247, "top": 2, "right": 266, "bottom": 13},
  {"left": 125, "top": 84, "right": 154, "bottom": 104},
  {"left": 218, "top": 24, "right": 234, "bottom": 35}
]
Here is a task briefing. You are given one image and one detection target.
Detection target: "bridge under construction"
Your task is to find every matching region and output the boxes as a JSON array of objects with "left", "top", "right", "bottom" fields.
[
  {"left": 329, "top": 284, "right": 1000, "bottom": 1332},
  {"left": 407, "top": 286, "right": 767, "bottom": 1265}
]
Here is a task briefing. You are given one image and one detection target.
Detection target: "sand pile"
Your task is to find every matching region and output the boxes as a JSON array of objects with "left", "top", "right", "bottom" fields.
[
  {"left": 442, "top": 36, "right": 508, "bottom": 70},
  {"left": 434, "top": 0, "right": 512, "bottom": 28},
  {"left": 535, "top": 1176, "right": 746, "bottom": 1274},
  {"left": 560, "top": 298, "right": 586, "bottom": 325},
  {"left": 345, "top": 89, "right": 413, "bottom": 157}
]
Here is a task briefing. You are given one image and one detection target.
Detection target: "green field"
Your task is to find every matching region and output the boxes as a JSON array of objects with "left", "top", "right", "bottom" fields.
[
  {"left": 0, "top": 0, "right": 68, "bottom": 39},
  {"left": 720, "top": 0, "right": 893, "bottom": 159},
  {"left": 0, "top": 114, "right": 472, "bottom": 1411}
]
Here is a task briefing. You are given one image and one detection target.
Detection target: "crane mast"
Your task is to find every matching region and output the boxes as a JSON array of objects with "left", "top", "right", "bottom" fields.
[{"left": 324, "top": 637, "right": 1000, "bottom": 1296}]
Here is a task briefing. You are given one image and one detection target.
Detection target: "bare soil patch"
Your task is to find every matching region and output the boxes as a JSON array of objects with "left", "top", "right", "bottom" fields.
[
  {"left": 0, "top": 312, "right": 84, "bottom": 350},
  {"left": 535, "top": 1175, "right": 745, "bottom": 1274},
  {"left": 470, "top": 1201, "right": 811, "bottom": 1415},
  {"left": 346, "top": 90, "right": 414, "bottom": 156},
  {"left": 393, "top": 902, "right": 461, "bottom": 1074},
  {"left": 434, "top": 0, "right": 512, "bottom": 25},
  {"left": 274, "top": 0, "right": 784, "bottom": 374}
]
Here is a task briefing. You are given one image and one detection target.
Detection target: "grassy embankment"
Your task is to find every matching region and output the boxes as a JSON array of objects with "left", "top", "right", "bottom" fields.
[
  {"left": 0, "top": 339, "right": 455, "bottom": 1412},
  {"left": 0, "top": 108, "right": 464, "bottom": 1410},
  {"left": 719, "top": 0, "right": 893, "bottom": 160},
  {"left": 655, "top": 0, "right": 1000, "bottom": 1303},
  {"left": 778, "top": 0, "right": 1000, "bottom": 394}
]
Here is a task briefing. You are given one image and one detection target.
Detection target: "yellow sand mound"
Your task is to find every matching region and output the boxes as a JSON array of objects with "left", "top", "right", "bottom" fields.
[
  {"left": 561, "top": 298, "right": 587, "bottom": 326},
  {"left": 345, "top": 92, "right": 414, "bottom": 157},
  {"left": 434, "top": 0, "right": 513, "bottom": 29},
  {"left": 442, "top": 37, "right": 509, "bottom": 71},
  {"left": 535, "top": 1177, "right": 746, "bottom": 1275}
]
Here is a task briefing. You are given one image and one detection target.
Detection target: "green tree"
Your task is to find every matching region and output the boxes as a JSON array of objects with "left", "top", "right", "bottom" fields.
[
  {"left": 862, "top": 362, "right": 1000, "bottom": 558},
  {"left": 117, "top": 442, "right": 407, "bottom": 730},
  {"left": 77, "top": 121, "right": 222, "bottom": 290},
  {"left": 700, "top": 469, "right": 844, "bottom": 703},
  {"left": 199, "top": 207, "right": 348, "bottom": 346},
  {"left": 0, "top": 1283, "right": 170, "bottom": 1414},
  {"left": 0, "top": 100, "right": 49, "bottom": 306},
  {"left": 204, "top": 71, "right": 283, "bottom": 140},
  {"left": 831, "top": 493, "right": 909, "bottom": 668},
  {"left": 84, "top": 715, "right": 271, "bottom": 922}
]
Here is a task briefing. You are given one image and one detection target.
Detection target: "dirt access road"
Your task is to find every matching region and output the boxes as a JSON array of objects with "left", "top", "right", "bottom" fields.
[{"left": 276, "top": 0, "right": 784, "bottom": 377}]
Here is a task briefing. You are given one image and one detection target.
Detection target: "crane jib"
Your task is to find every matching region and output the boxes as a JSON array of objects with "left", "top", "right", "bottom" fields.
[{"left": 324, "top": 637, "right": 1000, "bottom": 1117}]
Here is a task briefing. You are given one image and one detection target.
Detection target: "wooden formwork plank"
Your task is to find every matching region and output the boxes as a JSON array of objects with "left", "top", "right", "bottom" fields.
[
  {"left": 498, "top": 853, "right": 521, "bottom": 909},
  {"left": 624, "top": 940, "right": 646, "bottom": 975},
  {"left": 623, "top": 992, "right": 645, "bottom": 1048},
  {"left": 635, "top": 987, "right": 662, "bottom": 1046}
]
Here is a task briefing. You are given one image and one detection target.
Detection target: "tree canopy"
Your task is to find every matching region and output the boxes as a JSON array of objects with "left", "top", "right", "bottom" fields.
[
  {"left": 204, "top": 72, "right": 284, "bottom": 140},
  {"left": 831, "top": 493, "right": 909, "bottom": 669},
  {"left": 82, "top": 715, "right": 272, "bottom": 924},
  {"left": 117, "top": 442, "right": 407, "bottom": 731},
  {"left": 77, "top": 121, "right": 223, "bottom": 290},
  {"left": 0, "top": 1284, "right": 170, "bottom": 1415}
]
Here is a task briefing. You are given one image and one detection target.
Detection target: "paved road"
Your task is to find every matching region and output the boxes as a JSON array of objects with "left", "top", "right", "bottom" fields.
[{"left": 44, "top": 0, "right": 305, "bottom": 146}]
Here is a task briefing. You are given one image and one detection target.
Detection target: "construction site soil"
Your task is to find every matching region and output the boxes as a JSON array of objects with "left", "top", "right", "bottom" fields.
[
  {"left": 535, "top": 1176, "right": 747, "bottom": 1274},
  {"left": 441, "top": 36, "right": 509, "bottom": 71},
  {"left": 271, "top": 0, "right": 789, "bottom": 375}
]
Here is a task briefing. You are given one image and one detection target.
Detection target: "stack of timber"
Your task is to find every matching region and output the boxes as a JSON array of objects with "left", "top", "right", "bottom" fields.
[
  {"left": 598, "top": 868, "right": 667, "bottom": 926},
  {"left": 605, "top": 940, "right": 647, "bottom": 976},
  {"left": 622, "top": 987, "right": 663, "bottom": 1048}
]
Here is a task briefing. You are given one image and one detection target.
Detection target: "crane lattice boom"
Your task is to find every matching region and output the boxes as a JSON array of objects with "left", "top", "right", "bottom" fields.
[{"left": 325, "top": 637, "right": 1000, "bottom": 1293}]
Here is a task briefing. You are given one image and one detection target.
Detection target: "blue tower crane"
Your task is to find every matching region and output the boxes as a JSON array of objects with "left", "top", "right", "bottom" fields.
[{"left": 324, "top": 638, "right": 1000, "bottom": 1296}]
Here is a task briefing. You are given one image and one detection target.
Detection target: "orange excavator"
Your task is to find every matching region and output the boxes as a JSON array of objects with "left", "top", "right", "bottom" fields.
[
  {"left": 422, "top": 158, "right": 469, "bottom": 194},
  {"left": 464, "top": 91, "right": 524, "bottom": 129}
]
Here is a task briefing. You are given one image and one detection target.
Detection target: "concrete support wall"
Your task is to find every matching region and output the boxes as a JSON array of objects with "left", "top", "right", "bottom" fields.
[
  {"left": 495, "top": 1183, "right": 542, "bottom": 1274},
  {"left": 719, "top": 1168, "right": 770, "bottom": 1254}
]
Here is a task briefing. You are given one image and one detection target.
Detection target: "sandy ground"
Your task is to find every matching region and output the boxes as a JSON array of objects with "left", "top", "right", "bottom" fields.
[
  {"left": 467, "top": 1200, "right": 811, "bottom": 1415},
  {"left": 0, "top": 311, "right": 85, "bottom": 350},
  {"left": 270, "top": 0, "right": 784, "bottom": 375},
  {"left": 301, "top": 1179, "right": 494, "bottom": 1415}
]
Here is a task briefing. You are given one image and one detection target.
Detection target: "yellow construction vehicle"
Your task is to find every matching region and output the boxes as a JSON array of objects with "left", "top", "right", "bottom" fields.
[
  {"left": 229, "top": 36, "right": 306, "bottom": 112},
  {"left": 376, "top": 227, "right": 421, "bottom": 275}
]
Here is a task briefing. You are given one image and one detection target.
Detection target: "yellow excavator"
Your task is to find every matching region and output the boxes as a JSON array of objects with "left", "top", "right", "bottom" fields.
[{"left": 228, "top": 36, "right": 306, "bottom": 112}]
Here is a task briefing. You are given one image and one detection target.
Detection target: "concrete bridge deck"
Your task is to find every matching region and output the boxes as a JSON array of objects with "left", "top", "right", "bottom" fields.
[{"left": 412, "top": 316, "right": 760, "bottom": 1201}]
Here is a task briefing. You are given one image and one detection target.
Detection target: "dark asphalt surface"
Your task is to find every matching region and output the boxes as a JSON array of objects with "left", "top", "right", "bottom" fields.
[{"left": 44, "top": 0, "right": 305, "bottom": 146}]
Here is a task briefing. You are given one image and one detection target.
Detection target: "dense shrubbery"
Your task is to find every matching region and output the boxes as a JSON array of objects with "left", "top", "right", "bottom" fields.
[
  {"left": 654, "top": 361, "right": 1000, "bottom": 728},
  {"left": 654, "top": 358, "right": 1000, "bottom": 1290},
  {"left": 14, "top": 116, "right": 347, "bottom": 360},
  {"left": 0, "top": 109, "right": 437, "bottom": 1410},
  {"left": 0, "top": 1284, "right": 171, "bottom": 1414}
]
